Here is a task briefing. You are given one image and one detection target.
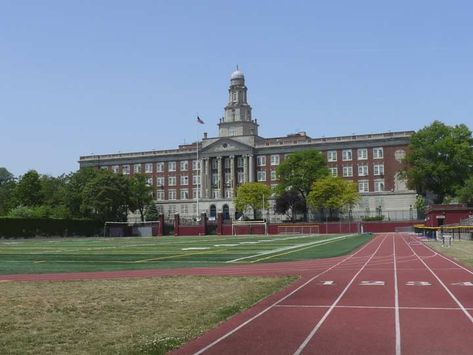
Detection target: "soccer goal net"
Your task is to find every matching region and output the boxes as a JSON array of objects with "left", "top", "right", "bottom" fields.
[
  {"left": 232, "top": 220, "right": 268, "bottom": 236},
  {"left": 277, "top": 224, "right": 320, "bottom": 236},
  {"left": 104, "top": 221, "right": 160, "bottom": 237}
]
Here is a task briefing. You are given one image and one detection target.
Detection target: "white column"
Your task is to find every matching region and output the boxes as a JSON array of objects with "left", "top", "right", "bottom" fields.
[
  {"left": 249, "top": 154, "right": 255, "bottom": 182},
  {"left": 206, "top": 158, "right": 211, "bottom": 199},
  {"left": 230, "top": 155, "right": 235, "bottom": 198},
  {"left": 243, "top": 155, "right": 248, "bottom": 183},
  {"left": 217, "top": 156, "right": 222, "bottom": 199}
]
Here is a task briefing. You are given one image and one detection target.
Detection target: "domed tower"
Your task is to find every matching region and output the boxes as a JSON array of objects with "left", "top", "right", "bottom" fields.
[{"left": 218, "top": 68, "right": 259, "bottom": 137}]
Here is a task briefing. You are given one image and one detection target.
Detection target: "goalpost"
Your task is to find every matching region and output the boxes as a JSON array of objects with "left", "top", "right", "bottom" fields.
[
  {"left": 232, "top": 220, "right": 268, "bottom": 236},
  {"left": 104, "top": 221, "right": 160, "bottom": 237},
  {"left": 277, "top": 224, "right": 320, "bottom": 236}
]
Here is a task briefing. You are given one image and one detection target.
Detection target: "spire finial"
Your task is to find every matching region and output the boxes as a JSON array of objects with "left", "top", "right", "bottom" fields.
[{"left": 236, "top": 64, "right": 239, "bottom": 71}]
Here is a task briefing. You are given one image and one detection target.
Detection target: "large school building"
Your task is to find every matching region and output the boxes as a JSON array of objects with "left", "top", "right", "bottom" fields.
[{"left": 79, "top": 69, "right": 417, "bottom": 221}]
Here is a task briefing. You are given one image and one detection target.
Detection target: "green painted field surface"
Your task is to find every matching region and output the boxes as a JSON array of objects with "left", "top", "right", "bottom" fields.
[{"left": 0, "top": 233, "right": 372, "bottom": 274}]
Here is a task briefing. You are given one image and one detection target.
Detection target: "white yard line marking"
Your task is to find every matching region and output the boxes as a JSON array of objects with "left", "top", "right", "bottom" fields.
[
  {"left": 181, "top": 247, "right": 210, "bottom": 250},
  {"left": 227, "top": 234, "right": 354, "bottom": 263},
  {"left": 293, "top": 236, "right": 387, "bottom": 355},
  {"left": 402, "top": 235, "right": 473, "bottom": 324},
  {"left": 393, "top": 235, "right": 401, "bottom": 355},
  {"left": 191, "top": 235, "right": 379, "bottom": 355}
]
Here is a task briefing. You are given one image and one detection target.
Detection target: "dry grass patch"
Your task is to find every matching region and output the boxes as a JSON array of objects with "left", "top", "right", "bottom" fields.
[
  {"left": 0, "top": 275, "right": 295, "bottom": 354},
  {"left": 426, "top": 239, "right": 473, "bottom": 269}
]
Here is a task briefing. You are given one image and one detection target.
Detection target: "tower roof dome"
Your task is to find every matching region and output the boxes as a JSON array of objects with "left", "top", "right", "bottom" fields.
[{"left": 230, "top": 69, "right": 244, "bottom": 80}]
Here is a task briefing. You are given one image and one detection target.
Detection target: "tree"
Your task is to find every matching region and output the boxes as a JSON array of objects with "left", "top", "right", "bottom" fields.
[
  {"left": 234, "top": 182, "right": 271, "bottom": 219},
  {"left": 14, "top": 170, "right": 43, "bottom": 206},
  {"left": 81, "top": 170, "right": 131, "bottom": 223},
  {"left": 64, "top": 168, "right": 100, "bottom": 218},
  {"left": 0, "top": 167, "right": 16, "bottom": 215},
  {"left": 275, "top": 149, "right": 329, "bottom": 221},
  {"left": 307, "top": 176, "right": 359, "bottom": 219},
  {"left": 129, "top": 174, "right": 153, "bottom": 221},
  {"left": 274, "top": 190, "right": 306, "bottom": 222},
  {"left": 457, "top": 176, "right": 473, "bottom": 207},
  {"left": 145, "top": 202, "right": 159, "bottom": 221},
  {"left": 402, "top": 121, "right": 473, "bottom": 204}
]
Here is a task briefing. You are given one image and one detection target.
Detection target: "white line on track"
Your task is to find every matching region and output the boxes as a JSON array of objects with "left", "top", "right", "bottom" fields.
[
  {"left": 227, "top": 234, "right": 355, "bottom": 263},
  {"left": 393, "top": 235, "right": 401, "bottom": 355},
  {"left": 275, "top": 304, "right": 473, "bottom": 311},
  {"left": 293, "top": 236, "right": 387, "bottom": 355},
  {"left": 191, "top": 235, "right": 379, "bottom": 355},
  {"left": 401, "top": 235, "right": 473, "bottom": 324}
]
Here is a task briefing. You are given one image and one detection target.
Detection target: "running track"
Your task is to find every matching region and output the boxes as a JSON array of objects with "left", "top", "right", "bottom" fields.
[{"left": 2, "top": 233, "right": 473, "bottom": 354}]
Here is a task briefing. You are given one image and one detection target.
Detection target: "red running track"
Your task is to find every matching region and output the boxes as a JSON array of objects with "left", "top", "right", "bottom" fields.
[
  {"left": 2, "top": 234, "right": 472, "bottom": 354},
  {"left": 173, "top": 233, "right": 473, "bottom": 355}
]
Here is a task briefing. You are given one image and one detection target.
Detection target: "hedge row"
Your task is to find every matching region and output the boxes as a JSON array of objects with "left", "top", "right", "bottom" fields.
[{"left": 0, "top": 217, "right": 103, "bottom": 238}]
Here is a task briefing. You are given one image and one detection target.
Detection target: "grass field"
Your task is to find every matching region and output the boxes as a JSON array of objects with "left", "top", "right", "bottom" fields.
[
  {"left": 0, "top": 233, "right": 371, "bottom": 275},
  {"left": 425, "top": 238, "right": 473, "bottom": 269},
  {"left": 0, "top": 275, "right": 294, "bottom": 354}
]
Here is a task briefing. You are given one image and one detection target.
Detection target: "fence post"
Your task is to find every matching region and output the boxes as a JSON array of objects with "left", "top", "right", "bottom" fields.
[
  {"left": 158, "top": 214, "right": 164, "bottom": 236},
  {"left": 174, "top": 213, "right": 180, "bottom": 236},
  {"left": 217, "top": 212, "right": 223, "bottom": 235},
  {"left": 201, "top": 212, "right": 207, "bottom": 236}
]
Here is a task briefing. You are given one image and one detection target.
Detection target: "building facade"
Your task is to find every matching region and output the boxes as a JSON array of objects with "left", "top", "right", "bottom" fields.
[{"left": 79, "top": 69, "right": 417, "bottom": 221}]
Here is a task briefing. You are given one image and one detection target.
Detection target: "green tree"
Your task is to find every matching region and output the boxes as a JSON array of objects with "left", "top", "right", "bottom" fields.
[
  {"left": 129, "top": 174, "right": 153, "bottom": 221},
  {"left": 234, "top": 182, "right": 271, "bottom": 219},
  {"left": 0, "top": 167, "right": 16, "bottom": 215},
  {"left": 14, "top": 170, "right": 43, "bottom": 206},
  {"left": 275, "top": 149, "right": 329, "bottom": 221},
  {"left": 40, "top": 175, "right": 67, "bottom": 209},
  {"left": 402, "top": 121, "right": 473, "bottom": 203},
  {"left": 307, "top": 176, "right": 359, "bottom": 219},
  {"left": 457, "top": 176, "right": 473, "bottom": 207},
  {"left": 273, "top": 190, "right": 306, "bottom": 222},
  {"left": 64, "top": 168, "right": 100, "bottom": 218},
  {"left": 82, "top": 170, "right": 131, "bottom": 223},
  {"left": 145, "top": 202, "right": 159, "bottom": 221}
]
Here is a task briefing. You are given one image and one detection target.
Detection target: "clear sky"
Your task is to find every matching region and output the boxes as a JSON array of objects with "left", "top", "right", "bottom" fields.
[{"left": 1, "top": 0, "right": 472, "bottom": 177}]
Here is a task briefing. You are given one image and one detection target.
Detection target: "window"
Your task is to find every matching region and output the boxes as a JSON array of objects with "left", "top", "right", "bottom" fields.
[
  {"left": 212, "top": 190, "right": 220, "bottom": 199},
  {"left": 192, "top": 189, "right": 201, "bottom": 199},
  {"left": 145, "top": 163, "right": 153, "bottom": 173},
  {"left": 156, "top": 190, "right": 164, "bottom": 200},
  {"left": 168, "top": 190, "right": 177, "bottom": 200},
  {"left": 374, "top": 179, "right": 385, "bottom": 192},
  {"left": 156, "top": 177, "right": 164, "bottom": 186},
  {"left": 373, "top": 147, "right": 384, "bottom": 159},
  {"left": 211, "top": 173, "right": 218, "bottom": 186},
  {"left": 146, "top": 177, "right": 153, "bottom": 186},
  {"left": 192, "top": 175, "right": 200, "bottom": 186},
  {"left": 357, "top": 148, "right": 368, "bottom": 160},
  {"left": 237, "top": 172, "right": 244, "bottom": 183},
  {"left": 329, "top": 167, "right": 338, "bottom": 176},
  {"left": 271, "top": 170, "right": 277, "bottom": 181},
  {"left": 180, "top": 189, "right": 189, "bottom": 200},
  {"left": 168, "top": 204, "right": 176, "bottom": 214},
  {"left": 122, "top": 165, "right": 130, "bottom": 175},
  {"left": 168, "top": 161, "right": 176, "bottom": 171},
  {"left": 156, "top": 162, "right": 164, "bottom": 173},
  {"left": 168, "top": 176, "right": 176, "bottom": 186},
  {"left": 225, "top": 190, "right": 233, "bottom": 198},
  {"left": 358, "top": 180, "right": 369, "bottom": 193},
  {"left": 342, "top": 149, "right": 352, "bottom": 161},
  {"left": 342, "top": 165, "right": 353, "bottom": 177},
  {"left": 257, "top": 171, "right": 266, "bottom": 181},
  {"left": 327, "top": 150, "right": 337, "bottom": 162},
  {"left": 181, "top": 204, "right": 188, "bottom": 214},
  {"left": 133, "top": 164, "right": 141, "bottom": 173},
  {"left": 112, "top": 165, "right": 119, "bottom": 174},
  {"left": 237, "top": 157, "right": 244, "bottom": 168},
  {"left": 180, "top": 161, "right": 188, "bottom": 171},
  {"left": 224, "top": 173, "right": 231, "bottom": 185},
  {"left": 358, "top": 164, "right": 369, "bottom": 177},
  {"left": 374, "top": 164, "right": 384, "bottom": 176},
  {"left": 257, "top": 156, "right": 266, "bottom": 166},
  {"left": 229, "top": 127, "right": 237, "bottom": 136},
  {"left": 271, "top": 155, "right": 280, "bottom": 166},
  {"left": 192, "top": 160, "right": 200, "bottom": 171},
  {"left": 180, "top": 175, "right": 189, "bottom": 185}
]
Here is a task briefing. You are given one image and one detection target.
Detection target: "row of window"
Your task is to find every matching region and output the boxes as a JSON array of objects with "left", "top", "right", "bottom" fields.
[
  {"left": 113, "top": 161, "right": 202, "bottom": 174},
  {"left": 327, "top": 147, "right": 384, "bottom": 162},
  {"left": 359, "top": 180, "right": 385, "bottom": 192},
  {"left": 329, "top": 164, "right": 384, "bottom": 177}
]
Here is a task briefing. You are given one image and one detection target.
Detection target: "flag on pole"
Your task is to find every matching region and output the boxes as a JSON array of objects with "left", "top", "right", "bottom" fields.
[{"left": 197, "top": 116, "right": 204, "bottom": 124}]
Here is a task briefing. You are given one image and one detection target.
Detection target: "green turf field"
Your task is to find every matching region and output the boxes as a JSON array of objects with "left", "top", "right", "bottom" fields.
[{"left": 0, "top": 233, "right": 371, "bottom": 274}]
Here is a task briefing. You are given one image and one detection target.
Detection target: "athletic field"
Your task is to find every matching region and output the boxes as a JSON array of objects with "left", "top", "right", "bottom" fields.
[{"left": 0, "top": 234, "right": 370, "bottom": 274}]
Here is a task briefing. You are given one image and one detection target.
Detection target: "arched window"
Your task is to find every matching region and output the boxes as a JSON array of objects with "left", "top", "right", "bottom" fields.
[
  {"left": 222, "top": 204, "right": 230, "bottom": 220},
  {"left": 210, "top": 204, "right": 217, "bottom": 218}
]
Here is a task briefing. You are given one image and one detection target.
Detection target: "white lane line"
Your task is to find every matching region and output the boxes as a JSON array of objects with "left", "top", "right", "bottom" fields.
[
  {"left": 227, "top": 234, "right": 354, "bottom": 263},
  {"left": 402, "top": 235, "right": 473, "bottom": 324},
  {"left": 191, "top": 235, "right": 379, "bottom": 355},
  {"left": 393, "top": 235, "right": 401, "bottom": 355},
  {"left": 293, "top": 236, "right": 387, "bottom": 355}
]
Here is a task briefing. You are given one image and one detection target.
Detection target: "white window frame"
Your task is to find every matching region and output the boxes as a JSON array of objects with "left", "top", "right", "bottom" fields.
[
  {"left": 180, "top": 175, "right": 189, "bottom": 186},
  {"left": 257, "top": 156, "right": 266, "bottom": 166},
  {"left": 156, "top": 177, "right": 164, "bottom": 186},
  {"left": 168, "top": 190, "right": 177, "bottom": 200},
  {"left": 327, "top": 150, "right": 337, "bottom": 162},
  {"left": 145, "top": 163, "right": 153, "bottom": 173},
  {"left": 192, "top": 175, "right": 200, "bottom": 186},
  {"left": 168, "top": 161, "right": 177, "bottom": 172},
  {"left": 180, "top": 161, "right": 188, "bottom": 171},
  {"left": 156, "top": 190, "right": 165, "bottom": 201},
  {"left": 270, "top": 170, "right": 277, "bottom": 181},
  {"left": 342, "top": 149, "right": 352, "bottom": 161},
  {"left": 168, "top": 176, "right": 176, "bottom": 186},
  {"left": 373, "top": 147, "right": 384, "bottom": 159},
  {"left": 257, "top": 171, "right": 266, "bottom": 181},
  {"left": 329, "top": 167, "right": 338, "bottom": 176},
  {"left": 156, "top": 162, "right": 164, "bottom": 173},
  {"left": 270, "top": 155, "right": 280, "bottom": 166},
  {"left": 180, "top": 189, "right": 189, "bottom": 200},
  {"left": 192, "top": 160, "right": 200, "bottom": 171},
  {"left": 358, "top": 164, "right": 369, "bottom": 177},
  {"left": 374, "top": 164, "right": 385, "bottom": 176},
  {"left": 358, "top": 180, "right": 369, "bottom": 193},
  {"left": 146, "top": 177, "right": 153, "bottom": 186},
  {"left": 112, "top": 165, "right": 119, "bottom": 174},
  {"left": 122, "top": 165, "right": 130, "bottom": 175},
  {"left": 342, "top": 165, "right": 353, "bottom": 177},
  {"left": 133, "top": 164, "right": 141, "bottom": 173},
  {"left": 357, "top": 148, "right": 368, "bottom": 160},
  {"left": 374, "top": 179, "right": 385, "bottom": 192}
]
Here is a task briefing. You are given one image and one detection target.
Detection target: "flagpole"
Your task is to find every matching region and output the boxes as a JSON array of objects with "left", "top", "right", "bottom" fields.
[{"left": 196, "top": 132, "right": 199, "bottom": 219}]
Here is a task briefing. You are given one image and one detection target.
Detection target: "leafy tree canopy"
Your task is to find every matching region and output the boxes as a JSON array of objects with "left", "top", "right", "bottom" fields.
[
  {"left": 129, "top": 174, "right": 153, "bottom": 222},
  {"left": 234, "top": 182, "right": 271, "bottom": 219},
  {"left": 402, "top": 121, "right": 473, "bottom": 203},
  {"left": 457, "top": 176, "right": 473, "bottom": 207},
  {"left": 14, "top": 170, "right": 43, "bottom": 207},
  {"left": 273, "top": 190, "right": 306, "bottom": 222},
  {"left": 307, "top": 176, "right": 359, "bottom": 212},
  {"left": 0, "top": 167, "right": 14, "bottom": 186},
  {"left": 145, "top": 202, "right": 159, "bottom": 221}
]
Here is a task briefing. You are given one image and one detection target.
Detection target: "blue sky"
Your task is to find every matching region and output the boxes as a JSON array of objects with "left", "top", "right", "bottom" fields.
[{"left": 1, "top": 0, "right": 472, "bottom": 177}]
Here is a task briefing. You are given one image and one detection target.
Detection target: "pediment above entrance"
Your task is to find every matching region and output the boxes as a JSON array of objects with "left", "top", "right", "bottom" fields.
[{"left": 200, "top": 137, "right": 254, "bottom": 157}]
